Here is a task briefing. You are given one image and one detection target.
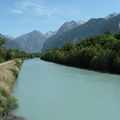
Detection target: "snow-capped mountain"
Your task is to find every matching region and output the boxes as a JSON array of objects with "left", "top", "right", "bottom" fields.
[
  {"left": 5, "top": 35, "right": 15, "bottom": 40},
  {"left": 45, "top": 31, "right": 57, "bottom": 38},
  {"left": 76, "top": 20, "right": 86, "bottom": 25},
  {"left": 105, "top": 13, "right": 119, "bottom": 20}
]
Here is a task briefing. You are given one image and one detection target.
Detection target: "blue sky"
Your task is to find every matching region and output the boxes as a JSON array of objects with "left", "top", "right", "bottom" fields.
[{"left": 0, "top": 0, "right": 120, "bottom": 36}]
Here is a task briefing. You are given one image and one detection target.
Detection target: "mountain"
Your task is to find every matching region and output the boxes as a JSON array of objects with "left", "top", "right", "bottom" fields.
[
  {"left": 14, "top": 30, "right": 47, "bottom": 53},
  {"left": 56, "top": 21, "right": 78, "bottom": 36},
  {"left": 43, "top": 20, "right": 85, "bottom": 51},
  {"left": 42, "top": 13, "right": 120, "bottom": 51},
  {"left": 0, "top": 33, "right": 21, "bottom": 49},
  {"left": 5, "top": 35, "right": 15, "bottom": 40},
  {"left": 45, "top": 31, "right": 56, "bottom": 38},
  {"left": 105, "top": 13, "right": 119, "bottom": 20},
  {"left": 56, "top": 20, "right": 85, "bottom": 36},
  {"left": 76, "top": 20, "right": 86, "bottom": 25},
  {"left": 0, "top": 20, "right": 85, "bottom": 53},
  {"left": 0, "top": 33, "right": 5, "bottom": 38},
  {"left": 5, "top": 39, "right": 22, "bottom": 50}
]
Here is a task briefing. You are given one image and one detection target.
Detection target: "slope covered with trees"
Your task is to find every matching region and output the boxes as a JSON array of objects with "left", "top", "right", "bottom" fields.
[
  {"left": 0, "top": 37, "right": 41, "bottom": 63},
  {"left": 41, "top": 32, "right": 120, "bottom": 74}
]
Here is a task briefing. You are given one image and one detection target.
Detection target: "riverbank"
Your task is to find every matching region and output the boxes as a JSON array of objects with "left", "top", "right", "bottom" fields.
[
  {"left": 41, "top": 33, "right": 120, "bottom": 74},
  {"left": 0, "top": 59, "right": 24, "bottom": 120}
]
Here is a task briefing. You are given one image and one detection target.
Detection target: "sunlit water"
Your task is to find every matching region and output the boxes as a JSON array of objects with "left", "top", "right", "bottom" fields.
[{"left": 14, "top": 59, "right": 120, "bottom": 120}]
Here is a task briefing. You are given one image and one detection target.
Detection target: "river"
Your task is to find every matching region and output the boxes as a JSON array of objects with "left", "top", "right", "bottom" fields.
[{"left": 14, "top": 59, "right": 120, "bottom": 120}]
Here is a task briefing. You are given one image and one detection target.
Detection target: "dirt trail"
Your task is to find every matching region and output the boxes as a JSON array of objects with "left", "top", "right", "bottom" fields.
[{"left": 0, "top": 60, "right": 13, "bottom": 67}]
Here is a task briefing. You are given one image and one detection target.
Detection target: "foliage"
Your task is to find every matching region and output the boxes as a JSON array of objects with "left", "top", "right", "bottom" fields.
[
  {"left": 0, "top": 88, "right": 18, "bottom": 117},
  {"left": 10, "top": 68, "right": 19, "bottom": 78},
  {"left": 41, "top": 32, "right": 120, "bottom": 74},
  {"left": 0, "top": 37, "right": 41, "bottom": 64},
  {"left": 0, "top": 37, "right": 5, "bottom": 47}
]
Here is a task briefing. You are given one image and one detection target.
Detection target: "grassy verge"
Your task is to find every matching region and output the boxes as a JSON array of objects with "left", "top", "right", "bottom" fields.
[{"left": 0, "top": 59, "right": 23, "bottom": 119}]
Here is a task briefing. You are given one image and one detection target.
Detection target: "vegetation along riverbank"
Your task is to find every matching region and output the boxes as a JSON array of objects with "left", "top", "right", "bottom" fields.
[
  {"left": 0, "top": 37, "right": 30, "bottom": 119},
  {"left": 41, "top": 32, "right": 120, "bottom": 74},
  {"left": 0, "top": 59, "right": 25, "bottom": 120}
]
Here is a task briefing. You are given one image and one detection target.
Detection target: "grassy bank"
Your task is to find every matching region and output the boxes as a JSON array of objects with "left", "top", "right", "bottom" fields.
[{"left": 0, "top": 59, "right": 23, "bottom": 119}]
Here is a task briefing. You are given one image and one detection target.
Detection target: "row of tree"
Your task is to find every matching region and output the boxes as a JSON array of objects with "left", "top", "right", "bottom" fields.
[
  {"left": 41, "top": 32, "right": 120, "bottom": 74},
  {"left": 0, "top": 37, "right": 41, "bottom": 63}
]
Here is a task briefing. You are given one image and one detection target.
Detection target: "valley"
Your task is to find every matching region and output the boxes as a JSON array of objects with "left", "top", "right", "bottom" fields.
[{"left": 0, "top": 12, "right": 120, "bottom": 120}]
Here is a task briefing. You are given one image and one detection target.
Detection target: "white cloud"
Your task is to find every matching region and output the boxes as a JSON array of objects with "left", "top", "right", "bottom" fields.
[
  {"left": 11, "top": 0, "right": 58, "bottom": 17},
  {"left": 12, "top": 9, "right": 23, "bottom": 14},
  {"left": 11, "top": 0, "right": 81, "bottom": 18}
]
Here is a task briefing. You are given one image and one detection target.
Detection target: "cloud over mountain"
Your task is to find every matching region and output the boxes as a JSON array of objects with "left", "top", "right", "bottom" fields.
[{"left": 11, "top": 0, "right": 81, "bottom": 18}]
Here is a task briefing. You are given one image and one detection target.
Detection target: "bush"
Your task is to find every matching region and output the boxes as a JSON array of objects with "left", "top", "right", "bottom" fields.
[
  {"left": 10, "top": 68, "right": 18, "bottom": 78},
  {"left": 0, "top": 89, "right": 18, "bottom": 117}
]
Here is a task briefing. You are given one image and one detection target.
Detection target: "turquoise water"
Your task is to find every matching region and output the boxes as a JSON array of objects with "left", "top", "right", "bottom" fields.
[{"left": 14, "top": 59, "right": 120, "bottom": 120}]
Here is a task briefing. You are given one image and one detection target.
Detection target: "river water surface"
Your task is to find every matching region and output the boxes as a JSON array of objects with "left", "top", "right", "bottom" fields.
[{"left": 14, "top": 59, "right": 120, "bottom": 120}]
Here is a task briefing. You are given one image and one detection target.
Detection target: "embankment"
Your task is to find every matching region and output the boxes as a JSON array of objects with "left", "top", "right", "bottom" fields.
[{"left": 0, "top": 59, "right": 24, "bottom": 120}]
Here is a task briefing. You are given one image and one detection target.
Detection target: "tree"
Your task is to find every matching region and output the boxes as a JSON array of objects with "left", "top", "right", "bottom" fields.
[
  {"left": 0, "top": 37, "right": 5, "bottom": 47},
  {"left": 41, "top": 31, "right": 120, "bottom": 74},
  {"left": 114, "top": 32, "right": 120, "bottom": 40}
]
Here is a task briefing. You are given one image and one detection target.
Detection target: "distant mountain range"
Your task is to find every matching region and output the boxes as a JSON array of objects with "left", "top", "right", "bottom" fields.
[
  {"left": 42, "top": 13, "right": 120, "bottom": 51},
  {"left": 42, "top": 20, "right": 86, "bottom": 51},
  {"left": 0, "top": 33, "right": 21, "bottom": 50},
  {"left": 6, "top": 36, "right": 15, "bottom": 40},
  {"left": 104, "top": 13, "right": 119, "bottom": 20},
  {"left": 14, "top": 30, "right": 46, "bottom": 53},
  {"left": 1, "top": 13, "right": 120, "bottom": 53},
  {"left": 45, "top": 31, "right": 57, "bottom": 39},
  {"left": 2, "top": 20, "right": 84, "bottom": 53},
  {"left": 55, "top": 20, "right": 85, "bottom": 36},
  {"left": 1, "top": 31, "right": 47, "bottom": 53}
]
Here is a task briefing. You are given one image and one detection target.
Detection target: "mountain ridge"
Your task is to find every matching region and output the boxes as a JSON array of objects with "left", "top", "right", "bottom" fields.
[
  {"left": 42, "top": 13, "right": 120, "bottom": 51},
  {"left": 14, "top": 30, "right": 47, "bottom": 53},
  {"left": 1, "top": 13, "right": 120, "bottom": 53}
]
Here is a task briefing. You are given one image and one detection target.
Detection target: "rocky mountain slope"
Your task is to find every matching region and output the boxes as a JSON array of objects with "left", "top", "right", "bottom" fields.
[
  {"left": 14, "top": 30, "right": 46, "bottom": 53},
  {"left": 42, "top": 14, "right": 120, "bottom": 51}
]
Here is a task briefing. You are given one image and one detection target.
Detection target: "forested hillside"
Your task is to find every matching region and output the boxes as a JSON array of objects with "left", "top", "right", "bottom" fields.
[{"left": 41, "top": 32, "right": 120, "bottom": 74}]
